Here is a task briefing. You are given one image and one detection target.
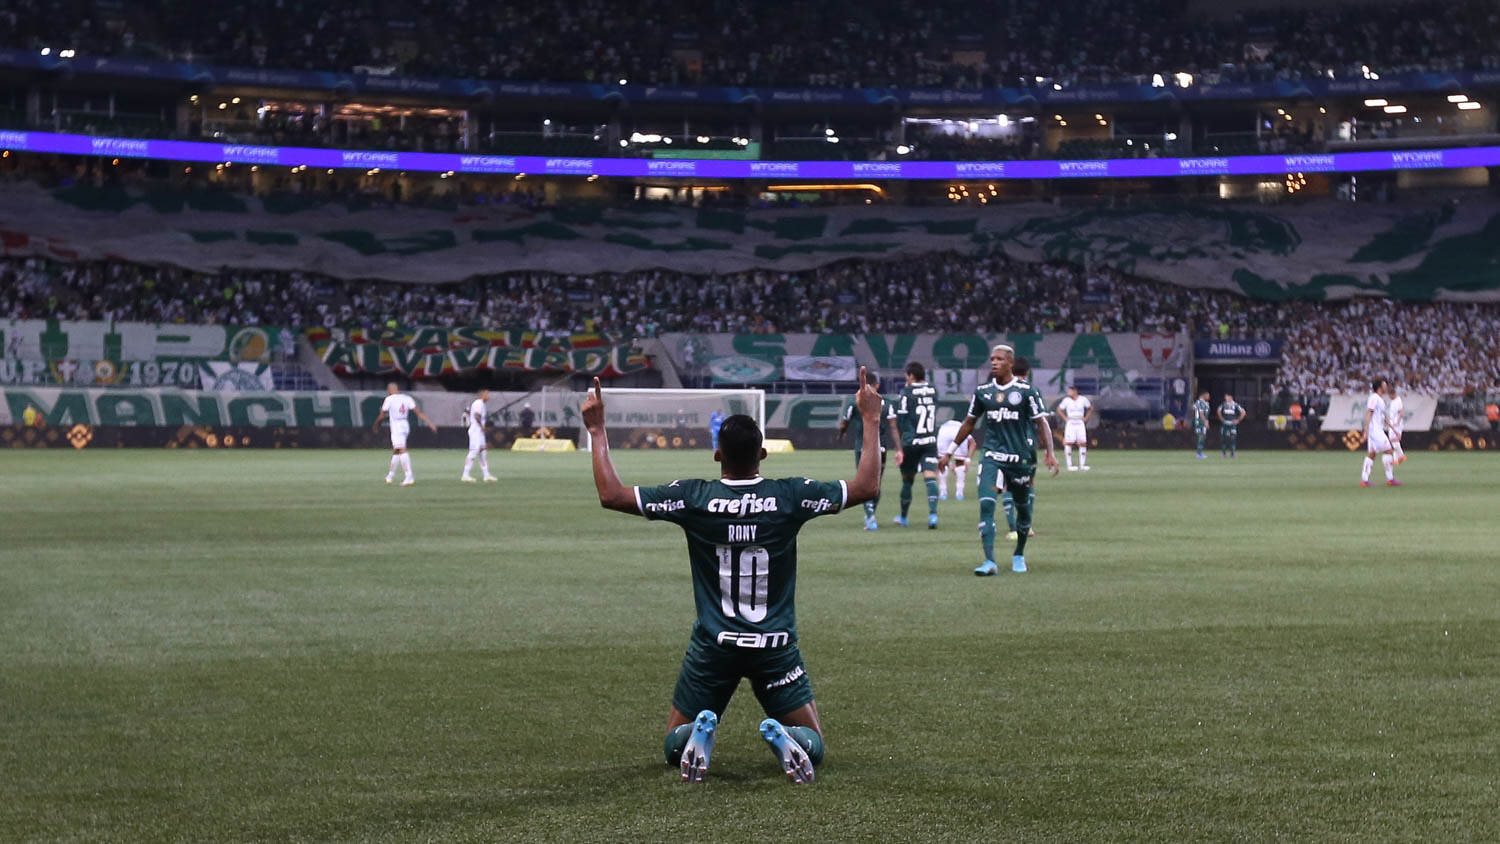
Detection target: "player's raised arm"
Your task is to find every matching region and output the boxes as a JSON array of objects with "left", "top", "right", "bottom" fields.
[
  {"left": 845, "top": 366, "right": 883, "bottom": 506},
  {"left": 583, "top": 377, "right": 640, "bottom": 514}
]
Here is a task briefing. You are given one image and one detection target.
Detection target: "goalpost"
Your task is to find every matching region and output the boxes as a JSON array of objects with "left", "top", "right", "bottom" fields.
[{"left": 566, "top": 387, "right": 767, "bottom": 452}]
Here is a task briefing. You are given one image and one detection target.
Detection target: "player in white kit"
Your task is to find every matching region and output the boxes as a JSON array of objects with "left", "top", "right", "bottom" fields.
[
  {"left": 1386, "top": 384, "right": 1406, "bottom": 465},
  {"left": 935, "top": 419, "right": 976, "bottom": 501},
  {"left": 1056, "top": 386, "right": 1093, "bottom": 471},
  {"left": 1360, "top": 377, "right": 1400, "bottom": 487},
  {"left": 372, "top": 382, "right": 437, "bottom": 486},
  {"left": 461, "top": 388, "right": 498, "bottom": 483}
]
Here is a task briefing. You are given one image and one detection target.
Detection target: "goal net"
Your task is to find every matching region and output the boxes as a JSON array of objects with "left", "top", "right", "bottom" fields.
[{"left": 553, "top": 387, "right": 766, "bottom": 451}]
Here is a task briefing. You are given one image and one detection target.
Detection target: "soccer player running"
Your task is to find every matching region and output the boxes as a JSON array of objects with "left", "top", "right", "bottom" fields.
[
  {"left": 938, "top": 345, "right": 1059, "bottom": 576},
  {"left": 1192, "top": 390, "right": 1212, "bottom": 459},
  {"left": 1386, "top": 383, "right": 1406, "bottom": 465},
  {"left": 1056, "top": 384, "right": 1093, "bottom": 472},
  {"left": 838, "top": 369, "right": 897, "bottom": 530},
  {"left": 372, "top": 382, "right": 437, "bottom": 486},
  {"left": 1361, "top": 377, "right": 1401, "bottom": 486},
  {"left": 583, "top": 368, "right": 885, "bottom": 785},
  {"left": 887, "top": 362, "right": 942, "bottom": 529},
  {"left": 460, "top": 389, "right": 498, "bottom": 483},
  {"left": 1217, "top": 393, "right": 1245, "bottom": 458}
]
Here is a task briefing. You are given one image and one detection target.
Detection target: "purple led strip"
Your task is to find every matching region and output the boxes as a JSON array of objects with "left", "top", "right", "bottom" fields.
[{"left": 0, "top": 130, "right": 1487, "bottom": 179}]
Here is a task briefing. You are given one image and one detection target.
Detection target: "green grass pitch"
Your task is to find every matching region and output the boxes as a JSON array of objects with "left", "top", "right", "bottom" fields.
[{"left": 1, "top": 447, "right": 1497, "bottom": 841}]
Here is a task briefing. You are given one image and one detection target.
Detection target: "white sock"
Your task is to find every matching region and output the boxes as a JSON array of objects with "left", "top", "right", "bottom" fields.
[
  {"left": 1079, "top": 446, "right": 1088, "bottom": 467},
  {"left": 1064, "top": 445, "right": 1074, "bottom": 467},
  {"left": 462, "top": 450, "right": 476, "bottom": 478},
  {"left": 388, "top": 455, "right": 400, "bottom": 478},
  {"left": 480, "top": 451, "right": 491, "bottom": 476},
  {"left": 955, "top": 462, "right": 968, "bottom": 492},
  {"left": 400, "top": 453, "right": 413, "bottom": 480},
  {"left": 1393, "top": 442, "right": 1404, "bottom": 461},
  {"left": 1361, "top": 456, "right": 1373, "bottom": 482},
  {"left": 937, "top": 465, "right": 949, "bottom": 496},
  {"left": 1382, "top": 453, "right": 1394, "bottom": 481}
]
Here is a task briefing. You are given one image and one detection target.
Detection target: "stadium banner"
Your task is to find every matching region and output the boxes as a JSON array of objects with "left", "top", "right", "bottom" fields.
[
  {"left": 0, "top": 358, "right": 203, "bottom": 387},
  {"left": 782, "top": 355, "right": 858, "bottom": 381},
  {"left": 1194, "top": 339, "right": 1283, "bottom": 361},
  {"left": 305, "top": 326, "right": 650, "bottom": 378},
  {"left": 0, "top": 320, "right": 293, "bottom": 362},
  {"left": 0, "top": 387, "right": 745, "bottom": 431},
  {"left": 1320, "top": 393, "right": 1438, "bottom": 432},
  {"left": 4, "top": 48, "right": 1500, "bottom": 110},
  {"left": 198, "top": 361, "right": 275, "bottom": 391},
  {"left": 707, "top": 355, "right": 779, "bottom": 384},
  {"left": 6, "top": 183, "right": 1495, "bottom": 300},
  {"left": 666, "top": 333, "right": 1188, "bottom": 379}
]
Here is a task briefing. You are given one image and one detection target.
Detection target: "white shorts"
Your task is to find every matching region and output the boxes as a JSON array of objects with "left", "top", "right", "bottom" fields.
[
  {"left": 390, "top": 421, "right": 410, "bottom": 450},
  {"left": 1388, "top": 427, "right": 1403, "bottom": 442},
  {"left": 468, "top": 428, "right": 486, "bottom": 451},
  {"left": 1366, "top": 427, "right": 1391, "bottom": 454},
  {"left": 1064, "top": 421, "right": 1087, "bottom": 445},
  {"left": 937, "top": 432, "right": 971, "bottom": 462}
]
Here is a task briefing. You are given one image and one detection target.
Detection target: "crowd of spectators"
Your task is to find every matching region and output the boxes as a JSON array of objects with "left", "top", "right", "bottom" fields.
[
  {"left": 5, "top": 0, "right": 1499, "bottom": 90},
  {"left": 5, "top": 252, "right": 1498, "bottom": 399}
]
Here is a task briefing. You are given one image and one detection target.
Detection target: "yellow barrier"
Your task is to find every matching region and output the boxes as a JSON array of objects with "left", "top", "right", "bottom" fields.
[
  {"left": 511, "top": 438, "right": 577, "bottom": 452},
  {"left": 763, "top": 438, "right": 795, "bottom": 454}
]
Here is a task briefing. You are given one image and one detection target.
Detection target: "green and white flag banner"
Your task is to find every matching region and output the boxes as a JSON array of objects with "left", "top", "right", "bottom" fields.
[{"left": 3, "top": 183, "right": 1499, "bottom": 299}]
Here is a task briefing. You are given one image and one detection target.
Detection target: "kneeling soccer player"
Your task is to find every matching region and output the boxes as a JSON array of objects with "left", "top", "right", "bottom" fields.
[
  {"left": 938, "top": 345, "right": 1058, "bottom": 575},
  {"left": 582, "top": 369, "right": 885, "bottom": 784}
]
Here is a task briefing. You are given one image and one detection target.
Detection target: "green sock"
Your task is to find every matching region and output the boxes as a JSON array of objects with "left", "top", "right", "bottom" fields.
[
  {"left": 979, "top": 498, "right": 997, "bottom": 561},
  {"left": 863, "top": 500, "right": 876, "bottom": 518},
  {"left": 1001, "top": 491, "right": 1017, "bottom": 531},
  {"left": 924, "top": 478, "right": 939, "bottom": 515},
  {"left": 899, "top": 478, "right": 913, "bottom": 517},
  {"left": 1014, "top": 483, "right": 1033, "bottom": 556},
  {"left": 1196, "top": 433, "right": 1205, "bottom": 452},
  {"left": 783, "top": 725, "right": 825, "bottom": 766},
  {"left": 664, "top": 723, "right": 694, "bottom": 767}
]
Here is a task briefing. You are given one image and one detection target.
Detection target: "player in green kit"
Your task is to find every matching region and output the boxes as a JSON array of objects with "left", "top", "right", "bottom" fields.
[
  {"left": 583, "top": 370, "right": 885, "bottom": 785},
  {"left": 939, "top": 345, "right": 1059, "bottom": 575},
  {"left": 838, "top": 369, "right": 896, "bottom": 531},
  {"left": 1001, "top": 357, "right": 1038, "bottom": 541},
  {"left": 1218, "top": 393, "right": 1246, "bottom": 458},
  {"left": 1192, "top": 390, "right": 1211, "bottom": 459},
  {"left": 887, "top": 361, "right": 941, "bottom": 529}
]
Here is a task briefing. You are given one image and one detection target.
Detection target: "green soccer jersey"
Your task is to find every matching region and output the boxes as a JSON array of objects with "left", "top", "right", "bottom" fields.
[
  {"left": 895, "top": 381, "right": 939, "bottom": 446},
  {"left": 965, "top": 377, "right": 1048, "bottom": 465},
  {"left": 1193, "top": 398, "right": 1211, "bottom": 430},
  {"left": 842, "top": 395, "right": 896, "bottom": 452},
  {"left": 1219, "top": 401, "right": 1245, "bottom": 427},
  {"left": 635, "top": 476, "right": 847, "bottom": 647}
]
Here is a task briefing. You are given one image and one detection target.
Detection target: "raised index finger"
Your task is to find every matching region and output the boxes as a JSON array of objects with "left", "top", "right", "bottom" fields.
[
  {"left": 592, "top": 376, "right": 603, "bottom": 401},
  {"left": 857, "top": 365, "right": 866, "bottom": 391}
]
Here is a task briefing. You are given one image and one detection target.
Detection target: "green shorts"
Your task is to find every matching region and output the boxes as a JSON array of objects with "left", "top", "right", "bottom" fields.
[
  {"left": 1193, "top": 422, "right": 1207, "bottom": 436},
  {"left": 976, "top": 456, "right": 1035, "bottom": 499},
  {"left": 672, "top": 630, "right": 815, "bottom": 719},
  {"left": 900, "top": 441, "right": 938, "bottom": 475}
]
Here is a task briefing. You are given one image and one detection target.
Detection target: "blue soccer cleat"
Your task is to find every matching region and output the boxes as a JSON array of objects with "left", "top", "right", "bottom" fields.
[
  {"left": 1012, "top": 555, "right": 1028, "bottom": 573},
  {"left": 892, "top": 515, "right": 909, "bottom": 527},
  {"left": 863, "top": 514, "right": 879, "bottom": 531},
  {"left": 759, "top": 718, "right": 815, "bottom": 784},
  {"left": 974, "top": 560, "right": 999, "bottom": 576},
  {"left": 928, "top": 513, "right": 939, "bottom": 530},
  {"left": 680, "top": 709, "right": 718, "bottom": 783}
]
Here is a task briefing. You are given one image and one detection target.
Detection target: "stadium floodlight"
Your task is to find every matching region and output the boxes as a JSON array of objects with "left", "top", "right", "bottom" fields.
[
  {"left": 1151, "top": 73, "right": 1165, "bottom": 88},
  {"left": 696, "top": 135, "right": 710, "bottom": 143},
  {"left": 543, "top": 118, "right": 551, "bottom": 125},
  {"left": 1458, "top": 101, "right": 1482, "bottom": 110},
  {"left": 618, "top": 139, "right": 629, "bottom": 147},
  {"left": 1176, "top": 72, "right": 1193, "bottom": 87},
  {"left": 1448, "top": 94, "right": 1469, "bottom": 103},
  {"left": 39, "top": 47, "right": 50, "bottom": 56},
  {"left": 824, "top": 128, "right": 835, "bottom": 136},
  {"left": 895, "top": 145, "right": 911, "bottom": 155},
  {"left": 618, "top": 78, "right": 627, "bottom": 85},
  {"left": 1383, "top": 105, "right": 1407, "bottom": 114},
  {"left": 1363, "top": 99, "right": 1388, "bottom": 107}
]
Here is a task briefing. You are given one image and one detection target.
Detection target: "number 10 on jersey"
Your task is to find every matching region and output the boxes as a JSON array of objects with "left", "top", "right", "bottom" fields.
[{"left": 716, "top": 545, "right": 769, "bottom": 622}]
